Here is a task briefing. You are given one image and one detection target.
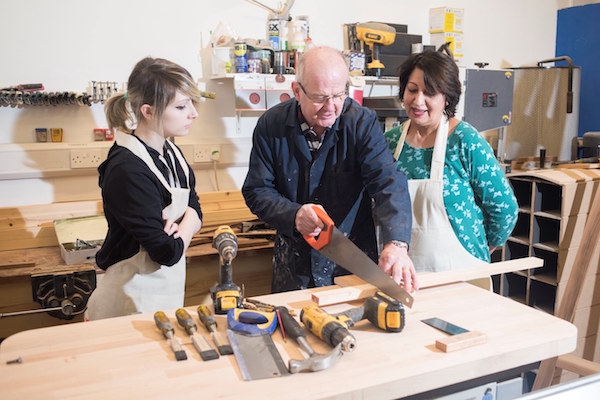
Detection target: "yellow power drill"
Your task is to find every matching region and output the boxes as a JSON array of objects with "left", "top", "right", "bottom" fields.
[
  {"left": 300, "top": 304, "right": 357, "bottom": 352},
  {"left": 334, "top": 291, "right": 405, "bottom": 333},
  {"left": 211, "top": 225, "right": 242, "bottom": 314},
  {"left": 356, "top": 22, "right": 396, "bottom": 77}
]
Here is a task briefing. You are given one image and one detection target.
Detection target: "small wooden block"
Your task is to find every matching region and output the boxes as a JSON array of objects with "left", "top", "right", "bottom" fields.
[
  {"left": 435, "top": 331, "right": 487, "bottom": 353},
  {"left": 311, "top": 285, "right": 377, "bottom": 305}
]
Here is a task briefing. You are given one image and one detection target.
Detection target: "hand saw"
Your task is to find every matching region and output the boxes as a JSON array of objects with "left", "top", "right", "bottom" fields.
[{"left": 304, "top": 206, "right": 414, "bottom": 308}]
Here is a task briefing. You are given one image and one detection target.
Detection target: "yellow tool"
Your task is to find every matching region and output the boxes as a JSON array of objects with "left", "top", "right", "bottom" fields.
[
  {"left": 333, "top": 291, "right": 405, "bottom": 332},
  {"left": 175, "top": 308, "right": 219, "bottom": 361},
  {"left": 197, "top": 305, "right": 234, "bottom": 355},
  {"left": 300, "top": 304, "right": 356, "bottom": 352},
  {"left": 356, "top": 22, "right": 396, "bottom": 76},
  {"left": 211, "top": 225, "right": 242, "bottom": 314},
  {"left": 153, "top": 311, "right": 187, "bottom": 361}
]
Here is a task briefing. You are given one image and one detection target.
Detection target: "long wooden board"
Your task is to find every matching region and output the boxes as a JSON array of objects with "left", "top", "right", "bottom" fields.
[{"left": 311, "top": 257, "right": 543, "bottom": 306}]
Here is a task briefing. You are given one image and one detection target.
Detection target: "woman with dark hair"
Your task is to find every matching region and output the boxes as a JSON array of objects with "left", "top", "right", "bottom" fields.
[
  {"left": 86, "top": 57, "right": 203, "bottom": 319},
  {"left": 385, "top": 51, "right": 517, "bottom": 284}
]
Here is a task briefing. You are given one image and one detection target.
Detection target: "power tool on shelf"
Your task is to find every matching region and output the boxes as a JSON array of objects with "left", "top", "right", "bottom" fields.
[
  {"left": 211, "top": 225, "right": 243, "bottom": 314},
  {"left": 356, "top": 22, "right": 396, "bottom": 77}
]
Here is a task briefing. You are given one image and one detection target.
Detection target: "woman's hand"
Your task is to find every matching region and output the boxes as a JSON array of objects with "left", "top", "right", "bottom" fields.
[
  {"left": 162, "top": 210, "right": 179, "bottom": 236},
  {"left": 378, "top": 242, "right": 419, "bottom": 293},
  {"left": 163, "top": 207, "right": 202, "bottom": 251}
]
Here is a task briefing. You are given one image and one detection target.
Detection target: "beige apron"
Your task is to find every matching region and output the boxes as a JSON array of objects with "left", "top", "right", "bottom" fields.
[
  {"left": 86, "top": 132, "right": 190, "bottom": 320},
  {"left": 394, "top": 119, "right": 489, "bottom": 280}
]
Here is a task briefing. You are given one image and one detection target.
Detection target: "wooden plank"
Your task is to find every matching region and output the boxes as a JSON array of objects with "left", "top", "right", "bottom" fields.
[
  {"left": 556, "top": 354, "right": 600, "bottom": 377},
  {"left": 316, "top": 257, "right": 543, "bottom": 306},
  {"left": 0, "top": 190, "right": 260, "bottom": 251},
  {"left": 533, "top": 189, "right": 600, "bottom": 390},
  {"left": 556, "top": 163, "right": 599, "bottom": 169}
]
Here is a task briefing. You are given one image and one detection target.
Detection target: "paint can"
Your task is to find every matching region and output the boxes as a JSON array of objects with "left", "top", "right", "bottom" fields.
[
  {"left": 267, "top": 17, "right": 280, "bottom": 50},
  {"left": 234, "top": 41, "right": 248, "bottom": 73}
]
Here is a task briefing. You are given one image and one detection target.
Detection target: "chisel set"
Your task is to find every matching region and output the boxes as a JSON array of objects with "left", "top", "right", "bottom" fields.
[{"left": 0, "top": 81, "right": 122, "bottom": 108}]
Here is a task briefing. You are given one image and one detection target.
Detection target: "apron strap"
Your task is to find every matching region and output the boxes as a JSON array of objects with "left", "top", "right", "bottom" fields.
[
  {"left": 165, "top": 139, "right": 190, "bottom": 186},
  {"left": 393, "top": 118, "right": 449, "bottom": 183},
  {"left": 115, "top": 131, "right": 173, "bottom": 193}
]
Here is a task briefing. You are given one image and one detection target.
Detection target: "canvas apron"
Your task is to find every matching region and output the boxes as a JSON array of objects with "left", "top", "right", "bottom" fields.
[
  {"left": 86, "top": 132, "right": 190, "bottom": 320},
  {"left": 394, "top": 119, "right": 490, "bottom": 286}
]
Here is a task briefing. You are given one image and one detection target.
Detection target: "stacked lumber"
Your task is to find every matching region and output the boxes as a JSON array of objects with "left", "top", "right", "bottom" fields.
[{"left": 0, "top": 191, "right": 268, "bottom": 253}]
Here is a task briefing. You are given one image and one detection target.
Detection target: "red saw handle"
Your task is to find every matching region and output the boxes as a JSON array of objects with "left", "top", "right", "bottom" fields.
[{"left": 303, "top": 206, "right": 334, "bottom": 250}]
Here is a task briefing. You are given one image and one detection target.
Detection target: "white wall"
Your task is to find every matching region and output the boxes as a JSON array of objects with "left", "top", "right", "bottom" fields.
[{"left": 0, "top": 0, "right": 560, "bottom": 207}]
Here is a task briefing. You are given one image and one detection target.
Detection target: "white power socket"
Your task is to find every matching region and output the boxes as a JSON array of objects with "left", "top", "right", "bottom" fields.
[
  {"left": 193, "top": 144, "right": 221, "bottom": 163},
  {"left": 70, "top": 148, "right": 103, "bottom": 169}
]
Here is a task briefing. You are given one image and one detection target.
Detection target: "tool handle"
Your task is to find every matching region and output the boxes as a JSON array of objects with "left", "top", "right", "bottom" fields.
[
  {"left": 175, "top": 308, "right": 197, "bottom": 335},
  {"left": 154, "top": 311, "right": 174, "bottom": 338},
  {"left": 197, "top": 305, "right": 217, "bottom": 331},
  {"left": 227, "top": 308, "right": 278, "bottom": 336},
  {"left": 334, "top": 305, "right": 365, "bottom": 327},
  {"left": 274, "top": 306, "right": 306, "bottom": 342},
  {"left": 303, "top": 206, "right": 334, "bottom": 250}
]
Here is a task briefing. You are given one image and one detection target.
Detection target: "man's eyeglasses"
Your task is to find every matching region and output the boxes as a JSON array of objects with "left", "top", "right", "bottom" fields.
[{"left": 298, "top": 82, "right": 348, "bottom": 104}]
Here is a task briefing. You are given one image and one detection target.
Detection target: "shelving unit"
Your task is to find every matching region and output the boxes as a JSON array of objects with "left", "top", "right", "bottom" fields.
[{"left": 496, "top": 168, "right": 600, "bottom": 374}]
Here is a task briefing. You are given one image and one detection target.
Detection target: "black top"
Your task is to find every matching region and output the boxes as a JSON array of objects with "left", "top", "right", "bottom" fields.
[{"left": 95, "top": 135, "right": 202, "bottom": 270}]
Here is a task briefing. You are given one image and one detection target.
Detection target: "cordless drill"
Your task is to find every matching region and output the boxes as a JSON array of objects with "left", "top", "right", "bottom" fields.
[
  {"left": 300, "top": 304, "right": 356, "bottom": 352},
  {"left": 334, "top": 291, "right": 405, "bottom": 333},
  {"left": 211, "top": 225, "right": 242, "bottom": 314}
]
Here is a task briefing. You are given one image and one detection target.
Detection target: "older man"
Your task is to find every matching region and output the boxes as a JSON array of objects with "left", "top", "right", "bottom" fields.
[{"left": 242, "top": 46, "right": 416, "bottom": 293}]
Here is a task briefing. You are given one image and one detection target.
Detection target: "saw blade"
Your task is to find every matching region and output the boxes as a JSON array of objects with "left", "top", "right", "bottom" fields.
[{"left": 319, "top": 227, "right": 414, "bottom": 308}]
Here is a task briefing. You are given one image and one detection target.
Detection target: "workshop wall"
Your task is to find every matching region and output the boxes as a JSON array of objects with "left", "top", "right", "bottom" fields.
[
  {"left": 556, "top": 3, "right": 600, "bottom": 138},
  {"left": 0, "top": 0, "right": 561, "bottom": 207}
]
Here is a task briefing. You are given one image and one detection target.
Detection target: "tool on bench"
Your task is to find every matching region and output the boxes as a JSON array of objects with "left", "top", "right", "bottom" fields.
[
  {"left": 300, "top": 304, "right": 356, "bottom": 352},
  {"left": 227, "top": 308, "right": 278, "bottom": 336},
  {"left": 175, "top": 308, "right": 219, "bottom": 361},
  {"left": 197, "top": 304, "right": 233, "bottom": 355},
  {"left": 333, "top": 291, "right": 405, "bottom": 332},
  {"left": 243, "top": 298, "right": 297, "bottom": 317},
  {"left": 211, "top": 225, "right": 243, "bottom": 314},
  {"left": 275, "top": 306, "right": 342, "bottom": 373},
  {"left": 153, "top": 311, "right": 187, "bottom": 361},
  {"left": 421, "top": 317, "right": 487, "bottom": 352},
  {"left": 227, "top": 329, "right": 289, "bottom": 380},
  {"left": 304, "top": 205, "right": 414, "bottom": 308}
]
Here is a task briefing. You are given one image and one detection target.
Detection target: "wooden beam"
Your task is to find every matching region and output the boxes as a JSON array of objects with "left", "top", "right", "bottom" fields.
[
  {"left": 556, "top": 354, "right": 600, "bottom": 377},
  {"left": 533, "top": 189, "right": 600, "bottom": 390},
  {"left": 313, "top": 257, "right": 543, "bottom": 306}
]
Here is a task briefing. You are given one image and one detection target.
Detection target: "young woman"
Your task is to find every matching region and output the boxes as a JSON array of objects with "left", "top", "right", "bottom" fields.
[{"left": 86, "top": 57, "right": 203, "bottom": 320}]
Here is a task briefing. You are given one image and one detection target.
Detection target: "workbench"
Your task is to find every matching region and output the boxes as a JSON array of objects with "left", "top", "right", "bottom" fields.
[{"left": 0, "top": 281, "right": 576, "bottom": 399}]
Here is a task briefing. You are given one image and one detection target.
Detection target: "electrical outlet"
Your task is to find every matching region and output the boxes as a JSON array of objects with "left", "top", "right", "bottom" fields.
[
  {"left": 70, "top": 148, "right": 103, "bottom": 169},
  {"left": 194, "top": 144, "right": 221, "bottom": 163}
]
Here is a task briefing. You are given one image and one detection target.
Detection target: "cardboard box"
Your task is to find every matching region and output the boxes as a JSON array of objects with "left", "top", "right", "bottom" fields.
[
  {"left": 54, "top": 215, "right": 107, "bottom": 265},
  {"left": 429, "top": 7, "right": 464, "bottom": 33},
  {"left": 429, "top": 32, "right": 464, "bottom": 58}
]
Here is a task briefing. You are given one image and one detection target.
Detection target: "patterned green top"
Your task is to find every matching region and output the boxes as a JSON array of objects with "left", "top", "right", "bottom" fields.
[{"left": 384, "top": 120, "right": 518, "bottom": 262}]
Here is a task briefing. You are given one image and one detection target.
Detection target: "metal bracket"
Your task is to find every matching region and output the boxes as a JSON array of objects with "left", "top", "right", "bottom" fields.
[{"left": 31, "top": 270, "right": 96, "bottom": 320}]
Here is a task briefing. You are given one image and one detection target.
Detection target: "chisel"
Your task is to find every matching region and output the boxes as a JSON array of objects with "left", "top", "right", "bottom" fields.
[
  {"left": 197, "top": 305, "right": 234, "bottom": 355},
  {"left": 153, "top": 311, "right": 187, "bottom": 361},
  {"left": 175, "top": 308, "right": 219, "bottom": 361}
]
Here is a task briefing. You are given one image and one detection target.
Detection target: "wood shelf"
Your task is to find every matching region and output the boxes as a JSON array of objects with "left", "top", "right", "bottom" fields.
[{"left": 498, "top": 168, "right": 600, "bottom": 376}]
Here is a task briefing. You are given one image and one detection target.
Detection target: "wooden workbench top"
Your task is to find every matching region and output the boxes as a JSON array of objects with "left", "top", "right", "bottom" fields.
[{"left": 0, "top": 283, "right": 576, "bottom": 399}]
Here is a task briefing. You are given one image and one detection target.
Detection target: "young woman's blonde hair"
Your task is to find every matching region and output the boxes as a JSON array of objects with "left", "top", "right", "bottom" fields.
[{"left": 105, "top": 57, "right": 201, "bottom": 134}]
